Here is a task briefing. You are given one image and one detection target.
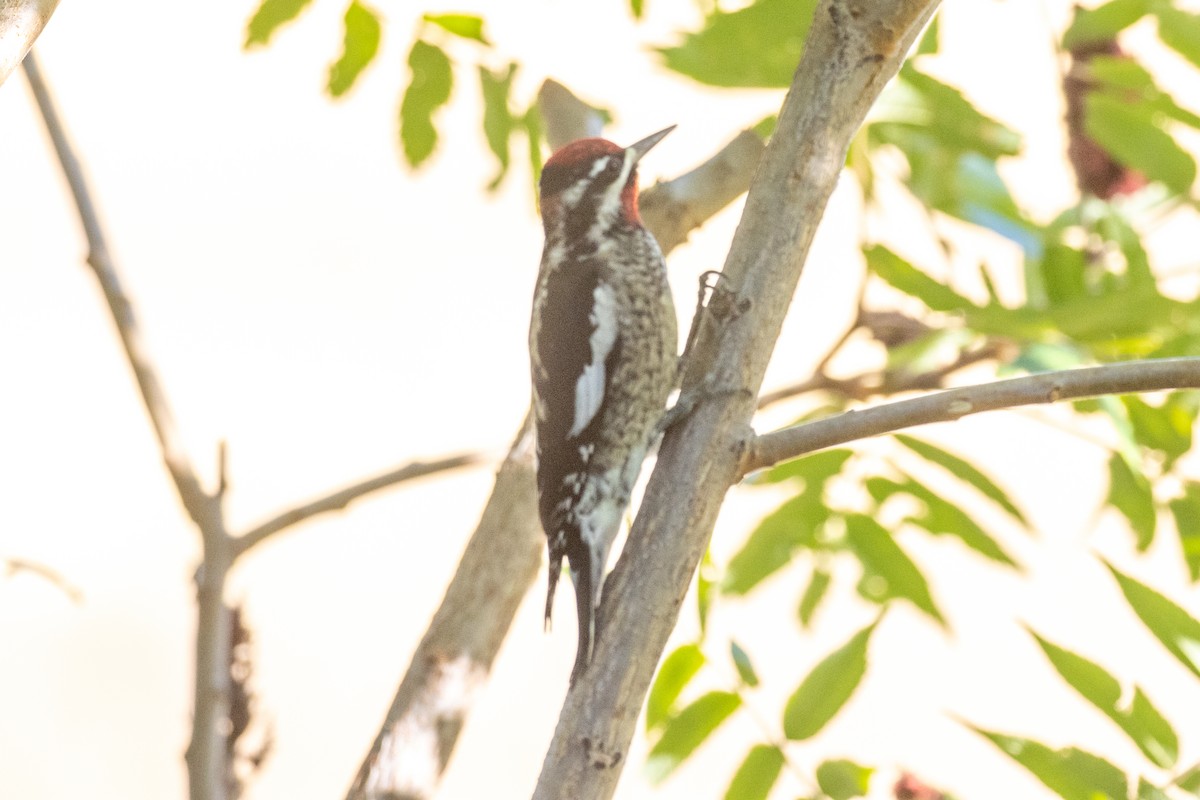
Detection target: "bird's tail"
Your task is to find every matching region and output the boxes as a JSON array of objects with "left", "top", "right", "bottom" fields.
[{"left": 568, "top": 558, "right": 596, "bottom": 686}]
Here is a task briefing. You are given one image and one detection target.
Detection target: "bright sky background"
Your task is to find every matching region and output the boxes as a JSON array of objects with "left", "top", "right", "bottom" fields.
[{"left": 2, "top": 1, "right": 1198, "bottom": 799}]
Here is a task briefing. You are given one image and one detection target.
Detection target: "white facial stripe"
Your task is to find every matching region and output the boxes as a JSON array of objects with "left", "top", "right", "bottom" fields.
[
  {"left": 593, "top": 149, "right": 636, "bottom": 225},
  {"left": 570, "top": 283, "right": 618, "bottom": 437}
]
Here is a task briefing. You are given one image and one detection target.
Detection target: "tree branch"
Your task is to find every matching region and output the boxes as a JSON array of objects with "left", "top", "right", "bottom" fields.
[
  {"left": 743, "top": 357, "right": 1200, "bottom": 475},
  {"left": 344, "top": 420, "right": 542, "bottom": 800},
  {"left": 23, "top": 51, "right": 235, "bottom": 800},
  {"left": 0, "top": 1, "right": 59, "bottom": 87},
  {"left": 532, "top": 3, "right": 941, "bottom": 798},
  {"left": 232, "top": 452, "right": 483, "bottom": 557}
]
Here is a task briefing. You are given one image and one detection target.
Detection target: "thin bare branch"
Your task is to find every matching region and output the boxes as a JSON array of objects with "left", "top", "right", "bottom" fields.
[
  {"left": 744, "top": 357, "right": 1200, "bottom": 475},
  {"left": 23, "top": 51, "right": 214, "bottom": 525},
  {"left": 533, "top": 3, "right": 942, "bottom": 798},
  {"left": 233, "top": 452, "right": 484, "bottom": 557},
  {"left": 25, "top": 52, "right": 234, "bottom": 800}
]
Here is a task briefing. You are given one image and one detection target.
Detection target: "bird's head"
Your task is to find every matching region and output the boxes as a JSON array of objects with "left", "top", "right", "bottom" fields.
[{"left": 538, "top": 126, "right": 675, "bottom": 233}]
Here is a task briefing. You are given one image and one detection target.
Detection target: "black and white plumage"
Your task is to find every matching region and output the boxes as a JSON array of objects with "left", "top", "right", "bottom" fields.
[{"left": 529, "top": 127, "right": 678, "bottom": 684}]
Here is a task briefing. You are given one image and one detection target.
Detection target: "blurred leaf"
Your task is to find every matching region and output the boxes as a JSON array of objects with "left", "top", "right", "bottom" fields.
[
  {"left": 783, "top": 619, "right": 878, "bottom": 740},
  {"left": 422, "top": 13, "right": 489, "bottom": 44},
  {"left": 1062, "top": 0, "right": 1149, "bottom": 49},
  {"left": 865, "top": 245, "right": 977, "bottom": 314},
  {"left": 755, "top": 447, "right": 853, "bottom": 485},
  {"left": 1106, "top": 562, "right": 1200, "bottom": 678},
  {"left": 520, "top": 107, "right": 544, "bottom": 197},
  {"left": 399, "top": 40, "right": 453, "bottom": 167},
  {"left": 916, "top": 13, "right": 939, "bottom": 55},
  {"left": 845, "top": 514, "right": 945, "bottom": 624},
  {"left": 1108, "top": 453, "right": 1157, "bottom": 550},
  {"left": 1138, "top": 777, "right": 1172, "bottom": 800},
  {"left": 1170, "top": 482, "right": 1200, "bottom": 582},
  {"left": 657, "top": 0, "right": 817, "bottom": 88},
  {"left": 697, "top": 549, "right": 715, "bottom": 633},
  {"left": 647, "top": 644, "right": 706, "bottom": 731},
  {"left": 630, "top": 0, "right": 645, "bottom": 19},
  {"left": 816, "top": 759, "right": 874, "bottom": 800},
  {"left": 646, "top": 691, "right": 741, "bottom": 783},
  {"left": 1030, "top": 631, "right": 1178, "bottom": 767},
  {"left": 724, "top": 745, "right": 784, "bottom": 800},
  {"left": 1085, "top": 93, "right": 1196, "bottom": 195},
  {"left": 723, "top": 492, "right": 830, "bottom": 595},
  {"left": 880, "top": 66, "right": 1021, "bottom": 158},
  {"left": 1124, "top": 394, "right": 1194, "bottom": 468},
  {"left": 1154, "top": 5, "right": 1200, "bottom": 70},
  {"left": 798, "top": 566, "right": 832, "bottom": 627},
  {"left": 752, "top": 114, "right": 778, "bottom": 139},
  {"left": 895, "top": 434, "right": 1029, "bottom": 526},
  {"left": 1090, "top": 56, "right": 1200, "bottom": 131},
  {"left": 1177, "top": 763, "right": 1200, "bottom": 793},
  {"left": 479, "top": 63, "right": 517, "bottom": 189},
  {"left": 731, "top": 641, "right": 759, "bottom": 687},
  {"left": 972, "top": 727, "right": 1129, "bottom": 800},
  {"left": 327, "top": 1, "right": 381, "bottom": 98},
  {"left": 866, "top": 476, "right": 1019, "bottom": 568},
  {"left": 245, "top": 0, "right": 314, "bottom": 47}
]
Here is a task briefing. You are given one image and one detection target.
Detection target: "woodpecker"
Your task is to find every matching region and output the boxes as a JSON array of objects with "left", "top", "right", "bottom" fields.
[{"left": 529, "top": 126, "right": 678, "bottom": 684}]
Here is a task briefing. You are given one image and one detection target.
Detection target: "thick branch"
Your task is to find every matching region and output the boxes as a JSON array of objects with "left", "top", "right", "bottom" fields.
[
  {"left": 344, "top": 422, "right": 541, "bottom": 800},
  {"left": 0, "top": 1, "right": 59, "bottom": 86},
  {"left": 744, "top": 357, "right": 1200, "bottom": 474},
  {"left": 232, "top": 452, "right": 483, "bottom": 557},
  {"left": 533, "top": 3, "right": 941, "bottom": 798}
]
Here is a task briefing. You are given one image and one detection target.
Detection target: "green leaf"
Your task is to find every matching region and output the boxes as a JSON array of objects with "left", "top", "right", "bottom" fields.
[
  {"left": 916, "top": 13, "right": 939, "bottom": 55},
  {"left": 1155, "top": 5, "right": 1200, "bottom": 70},
  {"left": 647, "top": 644, "right": 706, "bottom": 731},
  {"left": 630, "top": 0, "right": 645, "bottom": 19},
  {"left": 1170, "top": 482, "right": 1200, "bottom": 582},
  {"left": 844, "top": 514, "right": 945, "bottom": 624},
  {"left": 783, "top": 619, "right": 878, "bottom": 740},
  {"left": 1030, "top": 631, "right": 1178, "bottom": 767},
  {"left": 657, "top": 0, "right": 817, "bottom": 88},
  {"left": 864, "top": 245, "right": 977, "bottom": 314},
  {"left": 894, "top": 434, "right": 1029, "bottom": 526},
  {"left": 724, "top": 745, "right": 785, "bottom": 800},
  {"left": 697, "top": 549, "right": 715, "bottom": 633},
  {"left": 1123, "top": 394, "right": 1194, "bottom": 469},
  {"left": 422, "top": 13, "right": 490, "bottom": 44},
  {"left": 399, "top": 40, "right": 453, "bottom": 167},
  {"left": 866, "top": 476, "right": 1019, "bottom": 568},
  {"left": 1106, "top": 562, "right": 1200, "bottom": 679},
  {"left": 646, "top": 691, "right": 742, "bottom": 783},
  {"left": 1084, "top": 93, "right": 1196, "bottom": 195},
  {"left": 1176, "top": 763, "right": 1200, "bottom": 793},
  {"left": 1062, "top": 0, "right": 1149, "bottom": 49},
  {"left": 479, "top": 63, "right": 517, "bottom": 189},
  {"left": 730, "top": 641, "right": 759, "bottom": 687},
  {"left": 1107, "top": 453, "right": 1156, "bottom": 551},
  {"left": 798, "top": 566, "right": 831, "bottom": 627},
  {"left": 327, "top": 1, "right": 381, "bottom": 98},
  {"left": 816, "top": 759, "right": 874, "bottom": 800},
  {"left": 755, "top": 448, "right": 853, "bottom": 486},
  {"left": 520, "top": 107, "right": 544, "bottom": 198},
  {"left": 245, "top": 0, "right": 314, "bottom": 47},
  {"left": 1138, "top": 777, "right": 1172, "bottom": 800},
  {"left": 722, "top": 489, "right": 830, "bottom": 596},
  {"left": 971, "top": 727, "right": 1129, "bottom": 800}
]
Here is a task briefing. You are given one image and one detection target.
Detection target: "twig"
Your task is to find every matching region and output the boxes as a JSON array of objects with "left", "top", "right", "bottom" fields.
[
  {"left": 743, "top": 357, "right": 1200, "bottom": 475},
  {"left": 233, "top": 452, "right": 484, "bottom": 557}
]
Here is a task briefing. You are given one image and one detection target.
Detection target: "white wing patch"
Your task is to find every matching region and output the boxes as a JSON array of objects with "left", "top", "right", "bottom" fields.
[{"left": 570, "top": 283, "right": 619, "bottom": 437}]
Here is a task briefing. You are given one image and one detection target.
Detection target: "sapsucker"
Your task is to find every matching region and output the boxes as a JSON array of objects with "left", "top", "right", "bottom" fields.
[{"left": 529, "top": 126, "right": 678, "bottom": 683}]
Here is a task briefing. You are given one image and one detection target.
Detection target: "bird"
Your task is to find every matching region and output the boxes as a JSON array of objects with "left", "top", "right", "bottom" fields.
[{"left": 529, "top": 126, "right": 678, "bottom": 684}]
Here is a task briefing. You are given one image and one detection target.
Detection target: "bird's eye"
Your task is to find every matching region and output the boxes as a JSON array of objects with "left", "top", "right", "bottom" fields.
[{"left": 603, "top": 158, "right": 622, "bottom": 177}]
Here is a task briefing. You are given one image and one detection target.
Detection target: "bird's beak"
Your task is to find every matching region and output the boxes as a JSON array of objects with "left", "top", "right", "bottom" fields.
[{"left": 626, "top": 125, "right": 676, "bottom": 164}]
